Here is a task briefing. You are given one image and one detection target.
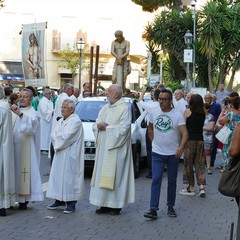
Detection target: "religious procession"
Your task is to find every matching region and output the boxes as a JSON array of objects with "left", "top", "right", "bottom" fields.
[
  {"left": 2, "top": 76, "right": 240, "bottom": 240},
  {"left": 1, "top": 79, "right": 240, "bottom": 216}
]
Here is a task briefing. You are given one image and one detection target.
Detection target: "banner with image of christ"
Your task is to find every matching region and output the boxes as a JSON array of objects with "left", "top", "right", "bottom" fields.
[{"left": 22, "top": 22, "right": 46, "bottom": 87}]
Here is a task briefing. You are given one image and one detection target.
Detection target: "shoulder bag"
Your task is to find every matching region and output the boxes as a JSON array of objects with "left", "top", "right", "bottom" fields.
[
  {"left": 216, "top": 112, "right": 233, "bottom": 144},
  {"left": 218, "top": 154, "right": 240, "bottom": 197}
]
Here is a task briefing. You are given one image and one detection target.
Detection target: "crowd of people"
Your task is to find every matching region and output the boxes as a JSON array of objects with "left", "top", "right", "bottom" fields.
[
  {"left": 140, "top": 82, "right": 240, "bottom": 220},
  {"left": 0, "top": 81, "right": 239, "bottom": 221}
]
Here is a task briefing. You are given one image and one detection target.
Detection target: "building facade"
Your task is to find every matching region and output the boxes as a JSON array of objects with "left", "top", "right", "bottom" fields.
[{"left": 0, "top": 0, "right": 206, "bottom": 91}]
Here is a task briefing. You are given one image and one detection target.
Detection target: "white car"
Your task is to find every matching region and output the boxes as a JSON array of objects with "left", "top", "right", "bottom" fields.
[{"left": 75, "top": 96, "right": 147, "bottom": 178}]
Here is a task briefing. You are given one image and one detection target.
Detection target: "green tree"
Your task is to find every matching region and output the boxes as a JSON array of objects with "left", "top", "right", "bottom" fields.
[
  {"left": 144, "top": 9, "right": 193, "bottom": 84},
  {"left": 140, "top": 0, "right": 240, "bottom": 92},
  {"left": 57, "top": 43, "right": 79, "bottom": 84},
  {"left": 198, "top": 2, "right": 223, "bottom": 93},
  {"left": 199, "top": 1, "right": 240, "bottom": 92},
  {"left": 131, "top": 0, "right": 183, "bottom": 12}
]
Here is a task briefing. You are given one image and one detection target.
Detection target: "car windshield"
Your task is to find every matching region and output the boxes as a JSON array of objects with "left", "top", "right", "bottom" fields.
[
  {"left": 75, "top": 100, "right": 108, "bottom": 122},
  {"left": 75, "top": 98, "right": 141, "bottom": 123}
]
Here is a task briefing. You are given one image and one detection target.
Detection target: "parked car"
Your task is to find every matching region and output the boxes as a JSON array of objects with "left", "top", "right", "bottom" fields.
[{"left": 75, "top": 96, "right": 147, "bottom": 178}]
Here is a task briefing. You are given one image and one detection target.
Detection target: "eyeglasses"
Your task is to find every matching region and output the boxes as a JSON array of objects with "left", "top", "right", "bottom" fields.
[{"left": 158, "top": 98, "right": 171, "bottom": 101}]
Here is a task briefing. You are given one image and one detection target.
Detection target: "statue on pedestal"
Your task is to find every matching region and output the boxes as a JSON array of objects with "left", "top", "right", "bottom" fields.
[{"left": 111, "top": 30, "right": 131, "bottom": 92}]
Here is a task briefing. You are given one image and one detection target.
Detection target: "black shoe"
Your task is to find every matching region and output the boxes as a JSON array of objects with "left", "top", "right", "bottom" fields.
[
  {"left": 167, "top": 206, "right": 177, "bottom": 217},
  {"left": 95, "top": 207, "right": 111, "bottom": 214},
  {"left": 0, "top": 208, "right": 6, "bottom": 216},
  {"left": 63, "top": 206, "right": 75, "bottom": 214},
  {"left": 47, "top": 200, "right": 66, "bottom": 210},
  {"left": 19, "top": 202, "right": 28, "bottom": 210},
  {"left": 144, "top": 209, "right": 158, "bottom": 220},
  {"left": 109, "top": 208, "right": 121, "bottom": 215}
]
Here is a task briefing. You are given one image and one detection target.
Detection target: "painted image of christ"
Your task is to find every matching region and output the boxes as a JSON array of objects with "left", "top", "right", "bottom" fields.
[{"left": 25, "top": 33, "right": 42, "bottom": 79}]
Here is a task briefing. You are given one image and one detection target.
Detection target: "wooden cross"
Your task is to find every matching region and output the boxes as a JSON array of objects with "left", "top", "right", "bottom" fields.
[{"left": 21, "top": 168, "right": 28, "bottom": 183}]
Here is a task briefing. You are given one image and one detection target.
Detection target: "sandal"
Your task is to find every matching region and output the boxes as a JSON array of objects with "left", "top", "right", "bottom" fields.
[
  {"left": 179, "top": 186, "right": 195, "bottom": 196},
  {"left": 199, "top": 188, "right": 206, "bottom": 198}
]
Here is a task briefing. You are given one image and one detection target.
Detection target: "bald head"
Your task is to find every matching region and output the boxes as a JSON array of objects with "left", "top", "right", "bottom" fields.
[
  {"left": 174, "top": 89, "right": 184, "bottom": 101},
  {"left": 107, "top": 84, "right": 123, "bottom": 104}
]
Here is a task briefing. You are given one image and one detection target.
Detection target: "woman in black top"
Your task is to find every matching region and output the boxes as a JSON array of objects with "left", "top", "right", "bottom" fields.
[{"left": 179, "top": 94, "right": 206, "bottom": 197}]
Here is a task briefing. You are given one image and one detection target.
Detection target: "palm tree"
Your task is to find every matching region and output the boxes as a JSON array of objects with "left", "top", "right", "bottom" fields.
[{"left": 199, "top": 1, "right": 224, "bottom": 93}]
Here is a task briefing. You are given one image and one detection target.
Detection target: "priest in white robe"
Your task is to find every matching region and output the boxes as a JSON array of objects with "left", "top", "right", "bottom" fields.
[
  {"left": 49, "top": 83, "right": 74, "bottom": 161},
  {"left": 89, "top": 84, "right": 135, "bottom": 215},
  {"left": 0, "top": 87, "right": 15, "bottom": 216},
  {"left": 11, "top": 88, "right": 43, "bottom": 210},
  {"left": 38, "top": 88, "right": 54, "bottom": 153},
  {"left": 47, "top": 99, "right": 85, "bottom": 214},
  {"left": 52, "top": 83, "right": 74, "bottom": 128}
]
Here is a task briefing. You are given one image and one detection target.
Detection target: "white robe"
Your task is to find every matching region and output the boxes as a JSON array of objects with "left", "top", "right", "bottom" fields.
[
  {"left": 52, "top": 92, "right": 69, "bottom": 130},
  {"left": 46, "top": 114, "right": 85, "bottom": 201},
  {"left": 12, "top": 106, "right": 44, "bottom": 202},
  {"left": 49, "top": 92, "right": 70, "bottom": 158},
  {"left": 38, "top": 96, "right": 53, "bottom": 150},
  {"left": 0, "top": 100, "right": 15, "bottom": 208},
  {"left": 89, "top": 98, "right": 135, "bottom": 208}
]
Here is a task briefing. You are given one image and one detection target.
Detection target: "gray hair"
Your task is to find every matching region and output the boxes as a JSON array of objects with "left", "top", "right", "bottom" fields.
[
  {"left": 0, "top": 86, "right": 5, "bottom": 99},
  {"left": 43, "top": 88, "right": 51, "bottom": 96},
  {"left": 63, "top": 83, "right": 74, "bottom": 91},
  {"left": 63, "top": 99, "right": 76, "bottom": 109},
  {"left": 204, "top": 93, "right": 212, "bottom": 98},
  {"left": 174, "top": 89, "right": 184, "bottom": 98}
]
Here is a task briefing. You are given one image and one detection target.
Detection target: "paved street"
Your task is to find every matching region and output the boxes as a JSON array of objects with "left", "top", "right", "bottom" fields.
[{"left": 0, "top": 151, "right": 238, "bottom": 240}]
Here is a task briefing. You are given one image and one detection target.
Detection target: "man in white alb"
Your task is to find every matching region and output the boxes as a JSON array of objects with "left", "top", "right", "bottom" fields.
[
  {"left": 38, "top": 88, "right": 54, "bottom": 154},
  {"left": 11, "top": 88, "right": 43, "bottom": 210},
  {"left": 0, "top": 86, "right": 15, "bottom": 216},
  {"left": 50, "top": 83, "right": 74, "bottom": 162},
  {"left": 47, "top": 99, "right": 85, "bottom": 214},
  {"left": 89, "top": 84, "right": 135, "bottom": 215}
]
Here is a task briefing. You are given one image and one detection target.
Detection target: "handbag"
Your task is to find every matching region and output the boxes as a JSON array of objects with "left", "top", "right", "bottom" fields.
[
  {"left": 215, "top": 125, "right": 232, "bottom": 144},
  {"left": 216, "top": 112, "right": 233, "bottom": 144},
  {"left": 218, "top": 154, "right": 240, "bottom": 197}
]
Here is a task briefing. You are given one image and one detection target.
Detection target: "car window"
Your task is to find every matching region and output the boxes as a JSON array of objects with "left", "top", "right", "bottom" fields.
[
  {"left": 75, "top": 98, "right": 141, "bottom": 123},
  {"left": 75, "top": 101, "right": 108, "bottom": 122},
  {"left": 131, "top": 100, "right": 141, "bottom": 122}
]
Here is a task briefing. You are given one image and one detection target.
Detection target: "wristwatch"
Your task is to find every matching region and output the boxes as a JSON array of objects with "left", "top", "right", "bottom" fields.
[{"left": 19, "top": 112, "right": 23, "bottom": 118}]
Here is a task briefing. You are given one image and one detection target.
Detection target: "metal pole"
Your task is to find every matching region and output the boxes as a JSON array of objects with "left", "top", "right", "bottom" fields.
[
  {"left": 192, "top": 4, "right": 196, "bottom": 88},
  {"left": 89, "top": 46, "right": 94, "bottom": 93},
  {"left": 79, "top": 49, "right": 82, "bottom": 92},
  {"left": 186, "top": 62, "right": 190, "bottom": 90},
  {"left": 94, "top": 45, "right": 100, "bottom": 96},
  {"left": 147, "top": 51, "right": 152, "bottom": 82},
  {"left": 160, "top": 60, "right": 163, "bottom": 84}
]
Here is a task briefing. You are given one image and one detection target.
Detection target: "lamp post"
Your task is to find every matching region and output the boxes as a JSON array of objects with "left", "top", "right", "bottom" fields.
[
  {"left": 191, "top": 0, "right": 196, "bottom": 88},
  {"left": 76, "top": 38, "right": 85, "bottom": 92},
  {"left": 183, "top": 30, "right": 193, "bottom": 90}
]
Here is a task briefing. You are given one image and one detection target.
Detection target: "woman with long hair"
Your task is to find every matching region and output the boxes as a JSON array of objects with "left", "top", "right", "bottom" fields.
[{"left": 179, "top": 94, "right": 206, "bottom": 197}]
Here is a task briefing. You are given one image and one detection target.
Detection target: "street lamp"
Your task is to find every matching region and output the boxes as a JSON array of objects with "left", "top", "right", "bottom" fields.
[
  {"left": 76, "top": 38, "right": 85, "bottom": 92},
  {"left": 191, "top": 0, "right": 196, "bottom": 88},
  {"left": 183, "top": 30, "right": 193, "bottom": 90}
]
